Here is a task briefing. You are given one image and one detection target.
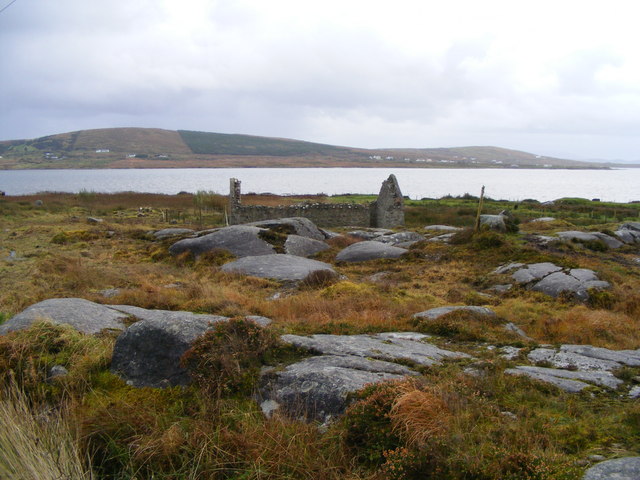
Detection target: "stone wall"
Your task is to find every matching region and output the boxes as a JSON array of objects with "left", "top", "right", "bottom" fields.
[{"left": 228, "top": 175, "right": 404, "bottom": 228}]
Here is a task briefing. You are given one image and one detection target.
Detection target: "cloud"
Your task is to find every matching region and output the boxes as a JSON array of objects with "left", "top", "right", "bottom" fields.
[{"left": 2, "top": 0, "right": 640, "bottom": 160}]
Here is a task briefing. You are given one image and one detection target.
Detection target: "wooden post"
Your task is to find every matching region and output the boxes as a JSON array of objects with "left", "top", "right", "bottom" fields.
[{"left": 474, "top": 186, "right": 485, "bottom": 233}]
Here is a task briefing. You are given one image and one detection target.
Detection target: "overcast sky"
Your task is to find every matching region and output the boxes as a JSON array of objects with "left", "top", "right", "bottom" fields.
[{"left": 1, "top": 0, "right": 639, "bottom": 161}]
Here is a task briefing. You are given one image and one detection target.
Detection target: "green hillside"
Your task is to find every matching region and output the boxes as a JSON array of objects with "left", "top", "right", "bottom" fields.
[{"left": 178, "top": 130, "right": 351, "bottom": 156}]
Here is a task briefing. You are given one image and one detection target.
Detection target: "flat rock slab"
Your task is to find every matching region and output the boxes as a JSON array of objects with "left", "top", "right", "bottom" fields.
[
  {"left": 281, "top": 333, "right": 470, "bottom": 366},
  {"left": 373, "top": 231, "right": 425, "bottom": 245},
  {"left": 505, "top": 367, "right": 590, "bottom": 393},
  {"left": 528, "top": 348, "right": 623, "bottom": 372},
  {"left": 557, "top": 231, "right": 624, "bottom": 249},
  {"left": 532, "top": 271, "right": 610, "bottom": 301},
  {"left": 153, "top": 228, "right": 195, "bottom": 240},
  {"left": 221, "top": 254, "right": 336, "bottom": 282},
  {"left": 615, "top": 229, "right": 640, "bottom": 244},
  {"left": 169, "top": 225, "right": 275, "bottom": 258},
  {"left": 561, "top": 345, "right": 640, "bottom": 367},
  {"left": 511, "top": 262, "right": 563, "bottom": 283},
  {"left": 111, "top": 314, "right": 229, "bottom": 387},
  {"left": 530, "top": 217, "right": 556, "bottom": 223},
  {"left": 246, "top": 217, "right": 326, "bottom": 241},
  {"left": 0, "top": 298, "right": 128, "bottom": 335},
  {"left": 413, "top": 306, "right": 496, "bottom": 321},
  {"left": 424, "top": 225, "right": 463, "bottom": 232},
  {"left": 259, "top": 355, "right": 413, "bottom": 423},
  {"left": 507, "top": 365, "right": 623, "bottom": 390},
  {"left": 505, "top": 263, "right": 610, "bottom": 301},
  {"left": 108, "top": 305, "right": 230, "bottom": 325},
  {"left": 582, "top": 457, "right": 640, "bottom": 480},
  {"left": 336, "top": 241, "right": 407, "bottom": 262},
  {"left": 284, "top": 235, "right": 329, "bottom": 257},
  {"left": 348, "top": 229, "right": 394, "bottom": 240}
]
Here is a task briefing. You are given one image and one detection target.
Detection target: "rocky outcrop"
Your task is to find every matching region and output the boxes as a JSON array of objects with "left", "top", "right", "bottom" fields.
[
  {"left": 221, "top": 254, "right": 336, "bottom": 282},
  {"left": 259, "top": 355, "right": 413, "bottom": 423},
  {"left": 495, "top": 262, "right": 610, "bottom": 301},
  {"left": 246, "top": 217, "right": 326, "bottom": 241},
  {"left": 259, "top": 332, "right": 471, "bottom": 422},
  {"left": 372, "top": 231, "right": 425, "bottom": 245},
  {"left": 582, "top": 457, "right": 640, "bottom": 480},
  {"left": 557, "top": 231, "right": 623, "bottom": 249},
  {"left": 110, "top": 313, "right": 229, "bottom": 387},
  {"left": 169, "top": 225, "right": 275, "bottom": 258},
  {"left": 283, "top": 235, "right": 330, "bottom": 257},
  {"left": 336, "top": 241, "right": 407, "bottom": 262},
  {"left": 506, "top": 366, "right": 622, "bottom": 392},
  {"left": 424, "top": 225, "right": 463, "bottom": 232},
  {"left": 506, "top": 343, "right": 640, "bottom": 393},
  {"left": 479, "top": 214, "right": 507, "bottom": 232},
  {"left": 0, "top": 298, "right": 129, "bottom": 335},
  {"left": 153, "top": 228, "right": 195, "bottom": 240},
  {"left": 615, "top": 222, "right": 640, "bottom": 244},
  {"left": 413, "top": 306, "right": 496, "bottom": 321}
]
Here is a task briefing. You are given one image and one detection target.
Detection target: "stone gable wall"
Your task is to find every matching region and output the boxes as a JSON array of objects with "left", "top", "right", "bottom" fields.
[{"left": 228, "top": 175, "right": 404, "bottom": 228}]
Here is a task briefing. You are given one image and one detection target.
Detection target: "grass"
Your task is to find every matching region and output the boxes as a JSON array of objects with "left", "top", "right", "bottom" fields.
[
  {"left": 1, "top": 191, "right": 640, "bottom": 478},
  {"left": 0, "top": 386, "right": 93, "bottom": 480}
]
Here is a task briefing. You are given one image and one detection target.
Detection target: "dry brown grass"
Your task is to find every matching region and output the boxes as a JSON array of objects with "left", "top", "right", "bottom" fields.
[
  {"left": 0, "top": 386, "right": 93, "bottom": 480},
  {"left": 536, "top": 306, "right": 640, "bottom": 349},
  {"left": 390, "top": 383, "right": 452, "bottom": 447}
]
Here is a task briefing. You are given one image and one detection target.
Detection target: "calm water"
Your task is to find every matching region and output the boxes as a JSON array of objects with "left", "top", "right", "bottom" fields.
[{"left": 1, "top": 168, "right": 639, "bottom": 203}]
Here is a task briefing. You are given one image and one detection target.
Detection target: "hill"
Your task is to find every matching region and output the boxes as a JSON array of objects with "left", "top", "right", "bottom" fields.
[{"left": 0, "top": 127, "right": 611, "bottom": 169}]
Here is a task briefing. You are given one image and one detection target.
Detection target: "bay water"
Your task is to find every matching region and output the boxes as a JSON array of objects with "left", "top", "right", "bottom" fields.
[{"left": 1, "top": 167, "right": 639, "bottom": 203}]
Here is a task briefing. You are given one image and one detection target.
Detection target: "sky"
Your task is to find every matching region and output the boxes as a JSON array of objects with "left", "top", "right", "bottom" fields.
[{"left": 1, "top": 0, "right": 640, "bottom": 161}]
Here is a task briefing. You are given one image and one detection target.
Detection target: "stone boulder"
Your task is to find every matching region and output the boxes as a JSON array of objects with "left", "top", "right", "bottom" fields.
[
  {"left": 281, "top": 333, "right": 471, "bottom": 367},
  {"left": 246, "top": 217, "right": 325, "bottom": 241},
  {"left": 506, "top": 343, "right": 640, "bottom": 393},
  {"left": 336, "top": 240, "right": 407, "bottom": 262},
  {"left": 169, "top": 225, "right": 275, "bottom": 258},
  {"left": 413, "top": 306, "right": 496, "bottom": 321},
  {"left": 259, "top": 355, "right": 413, "bottom": 423},
  {"left": 532, "top": 271, "right": 610, "bottom": 301},
  {"left": 582, "top": 457, "right": 640, "bottom": 480},
  {"left": 0, "top": 298, "right": 128, "bottom": 335},
  {"left": 424, "top": 225, "right": 463, "bottom": 232},
  {"left": 498, "top": 262, "right": 611, "bottom": 301},
  {"left": 615, "top": 222, "right": 640, "bottom": 244},
  {"left": 153, "top": 228, "right": 195, "bottom": 240},
  {"left": 110, "top": 313, "right": 229, "bottom": 387},
  {"left": 260, "top": 332, "right": 470, "bottom": 422},
  {"left": 557, "top": 231, "right": 623, "bottom": 249},
  {"left": 479, "top": 214, "right": 507, "bottom": 232},
  {"left": 284, "top": 235, "right": 330, "bottom": 257},
  {"left": 221, "top": 254, "right": 336, "bottom": 282},
  {"left": 528, "top": 346, "right": 640, "bottom": 372},
  {"left": 506, "top": 366, "right": 622, "bottom": 392},
  {"left": 347, "top": 229, "right": 394, "bottom": 240},
  {"left": 372, "top": 231, "right": 425, "bottom": 245}
]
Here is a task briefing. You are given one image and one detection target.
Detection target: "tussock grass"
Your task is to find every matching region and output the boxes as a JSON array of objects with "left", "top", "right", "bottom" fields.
[{"left": 0, "top": 386, "right": 93, "bottom": 480}]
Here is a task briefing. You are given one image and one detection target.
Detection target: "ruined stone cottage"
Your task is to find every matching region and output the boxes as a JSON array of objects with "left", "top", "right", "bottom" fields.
[{"left": 228, "top": 174, "right": 404, "bottom": 228}]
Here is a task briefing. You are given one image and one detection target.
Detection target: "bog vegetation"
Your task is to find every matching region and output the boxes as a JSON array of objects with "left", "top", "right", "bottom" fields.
[{"left": 1, "top": 190, "right": 639, "bottom": 479}]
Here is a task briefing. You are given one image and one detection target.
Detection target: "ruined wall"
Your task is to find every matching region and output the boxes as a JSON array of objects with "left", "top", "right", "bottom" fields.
[{"left": 228, "top": 176, "right": 404, "bottom": 228}]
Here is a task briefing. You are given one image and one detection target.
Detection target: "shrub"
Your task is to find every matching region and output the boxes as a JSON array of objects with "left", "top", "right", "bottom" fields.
[
  {"left": 341, "top": 381, "right": 403, "bottom": 466},
  {"left": 299, "top": 269, "right": 339, "bottom": 289},
  {"left": 181, "top": 318, "right": 281, "bottom": 397}
]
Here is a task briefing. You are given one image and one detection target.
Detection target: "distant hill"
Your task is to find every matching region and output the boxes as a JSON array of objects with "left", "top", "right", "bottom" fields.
[{"left": 0, "top": 127, "right": 613, "bottom": 169}]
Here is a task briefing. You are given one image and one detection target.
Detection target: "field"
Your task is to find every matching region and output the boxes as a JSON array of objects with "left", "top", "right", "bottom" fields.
[{"left": 1, "top": 191, "right": 639, "bottom": 479}]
